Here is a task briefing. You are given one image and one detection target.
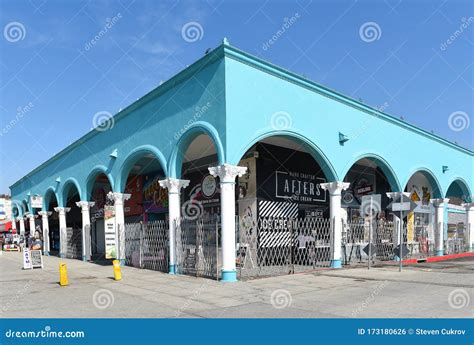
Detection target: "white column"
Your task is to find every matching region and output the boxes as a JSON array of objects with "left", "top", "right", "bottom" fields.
[
  {"left": 462, "top": 203, "right": 474, "bottom": 252},
  {"left": 54, "top": 207, "right": 70, "bottom": 258},
  {"left": 17, "top": 217, "right": 25, "bottom": 236},
  {"left": 76, "top": 201, "right": 95, "bottom": 261},
  {"left": 320, "top": 182, "right": 350, "bottom": 268},
  {"left": 26, "top": 213, "right": 36, "bottom": 237},
  {"left": 111, "top": 193, "right": 130, "bottom": 264},
  {"left": 159, "top": 178, "right": 189, "bottom": 274},
  {"left": 431, "top": 198, "right": 449, "bottom": 256},
  {"left": 38, "top": 211, "right": 52, "bottom": 255},
  {"left": 11, "top": 218, "right": 16, "bottom": 232},
  {"left": 209, "top": 164, "right": 247, "bottom": 282}
]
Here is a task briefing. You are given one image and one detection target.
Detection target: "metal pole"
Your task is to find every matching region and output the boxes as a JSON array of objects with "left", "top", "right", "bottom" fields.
[
  {"left": 368, "top": 196, "right": 372, "bottom": 270},
  {"left": 399, "top": 204, "right": 403, "bottom": 272}
]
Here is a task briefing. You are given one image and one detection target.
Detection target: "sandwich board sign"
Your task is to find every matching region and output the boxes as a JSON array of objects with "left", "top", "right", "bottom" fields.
[
  {"left": 23, "top": 248, "right": 32, "bottom": 269},
  {"left": 30, "top": 250, "right": 44, "bottom": 269}
]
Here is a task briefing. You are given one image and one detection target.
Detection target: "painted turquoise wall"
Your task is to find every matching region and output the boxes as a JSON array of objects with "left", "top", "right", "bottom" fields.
[{"left": 10, "top": 43, "right": 473, "bottom": 215}]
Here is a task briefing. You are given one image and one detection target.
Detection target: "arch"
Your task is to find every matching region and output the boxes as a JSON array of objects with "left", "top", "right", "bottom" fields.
[
  {"left": 85, "top": 165, "right": 115, "bottom": 200},
  {"left": 230, "top": 129, "right": 338, "bottom": 182},
  {"left": 117, "top": 145, "right": 168, "bottom": 193},
  {"left": 43, "top": 186, "right": 60, "bottom": 210},
  {"left": 340, "top": 153, "right": 401, "bottom": 192},
  {"left": 21, "top": 199, "right": 29, "bottom": 214},
  {"left": 11, "top": 200, "right": 23, "bottom": 217},
  {"left": 402, "top": 167, "right": 443, "bottom": 199},
  {"left": 60, "top": 177, "right": 83, "bottom": 206},
  {"left": 168, "top": 121, "right": 225, "bottom": 178},
  {"left": 445, "top": 177, "right": 472, "bottom": 202}
]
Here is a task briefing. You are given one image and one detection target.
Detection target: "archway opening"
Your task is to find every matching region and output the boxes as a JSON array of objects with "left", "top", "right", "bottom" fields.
[
  {"left": 445, "top": 179, "right": 471, "bottom": 249},
  {"left": 63, "top": 183, "right": 82, "bottom": 259},
  {"left": 179, "top": 134, "right": 219, "bottom": 218},
  {"left": 45, "top": 191, "right": 59, "bottom": 255},
  {"left": 342, "top": 157, "right": 398, "bottom": 222},
  {"left": 122, "top": 152, "right": 166, "bottom": 223},
  {"left": 89, "top": 173, "right": 113, "bottom": 259},
  {"left": 404, "top": 171, "right": 441, "bottom": 254}
]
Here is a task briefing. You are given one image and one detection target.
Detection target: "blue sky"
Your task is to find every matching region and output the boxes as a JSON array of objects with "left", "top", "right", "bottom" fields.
[{"left": 0, "top": 0, "right": 473, "bottom": 195}]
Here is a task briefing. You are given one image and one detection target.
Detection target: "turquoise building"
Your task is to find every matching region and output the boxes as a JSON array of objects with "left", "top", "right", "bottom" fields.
[{"left": 9, "top": 39, "right": 474, "bottom": 281}]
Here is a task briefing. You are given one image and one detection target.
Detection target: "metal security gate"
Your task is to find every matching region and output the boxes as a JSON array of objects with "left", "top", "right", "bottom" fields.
[
  {"left": 124, "top": 220, "right": 168, "bottom": 273},
  {"left": 445, "top": 224, "right": 466, "bottom": 254},
  {"left": 344, "top": 220, "right": 397, "bottom": 265},
  {"left": 66, "top": 227, "right": 82, "bottom": 259},
  {"left": 175, "top": 216, "right": 220, "bottom": 280},
  {"left": 237, "top": 216, "right": 332, "bottom": 280}
]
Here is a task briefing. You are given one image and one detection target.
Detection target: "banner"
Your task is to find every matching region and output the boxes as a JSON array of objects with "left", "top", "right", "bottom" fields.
[{"left": 104, "top": 205, "right": 116, "bottom": 259}]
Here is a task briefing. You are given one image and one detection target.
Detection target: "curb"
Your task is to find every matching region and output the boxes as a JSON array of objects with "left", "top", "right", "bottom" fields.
[{"left": 401, "top": 251, "right": 474, "bottom": 265}]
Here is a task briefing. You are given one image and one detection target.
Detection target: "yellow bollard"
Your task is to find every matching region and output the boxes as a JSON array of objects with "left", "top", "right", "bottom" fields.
[
  {"left": 59, "top": 263, "right": 68, "bottom": 286},
  {"left": 113, "top": 260, "right": 122, "bottom": 281}
]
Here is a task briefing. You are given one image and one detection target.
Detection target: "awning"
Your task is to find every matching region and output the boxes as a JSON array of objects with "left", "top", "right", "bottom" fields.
[{"left": 0, "top": 221, "right": 13, "bottom": 232}]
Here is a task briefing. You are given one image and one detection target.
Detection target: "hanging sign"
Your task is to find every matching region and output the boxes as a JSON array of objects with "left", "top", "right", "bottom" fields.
[
  {"left": 23, "top": 248, "right": 32, "bottom": 269},
  {"left": 104, "top": 205, "right": 116, "bottom": 259},
  {"left": 30, "top": 196, "right": 43, "bottom": 209}
]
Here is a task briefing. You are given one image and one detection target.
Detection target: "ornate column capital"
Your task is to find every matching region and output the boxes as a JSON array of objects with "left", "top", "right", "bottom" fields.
[
  {"left": 159, "top": 178, "right": 190, "bottom": 194},
  {"left": 320, "top": 181, "right": 350, "bottom": 195},
  {"left": 16, "top": 217, "right": 24, "bottom": 222},
  {"left": 54, "top": 207, "right": 71, "bottom": 215},
  {"left": 208, "top": 164, "right": 247, "bottom": 183},
  {"left": 24, "top": 213, "right": 37, "bottom": 219},
  {"left": 107, "top": 192, "right": 131, "bottom": 205},
  {"left": 431, "top": 198, "right": 450, "bottom": 208},
  {"left": 462, "top": 203, "right": 474, "bottom": 211},
  {"left": 75, "top": 201, "right": 95, "bottom": 210},
  {"left": 38, "top": 211, "right": 52, "bottom": 218}
]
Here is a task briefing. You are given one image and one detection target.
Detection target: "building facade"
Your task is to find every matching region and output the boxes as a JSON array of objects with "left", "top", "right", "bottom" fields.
[{"left": 9, "top": 39, "right": 474, "bottom": 281}]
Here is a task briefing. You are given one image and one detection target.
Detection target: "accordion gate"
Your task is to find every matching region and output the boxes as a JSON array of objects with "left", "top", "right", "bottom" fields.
[{"left": 237, "top": 216, "right": 333, "bottom": 280}]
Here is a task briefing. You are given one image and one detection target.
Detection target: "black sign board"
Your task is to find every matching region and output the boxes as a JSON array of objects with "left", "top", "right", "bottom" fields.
[
  {"left": 363, "top": 243, "right": 376, "bottom": 256},
  {"left": 393, "top": 244, "right": 409, "bottom": 259}
]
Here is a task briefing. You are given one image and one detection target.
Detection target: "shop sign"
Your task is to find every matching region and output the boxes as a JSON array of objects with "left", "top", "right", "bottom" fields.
[
  {"left": 409, "top": 185, "right": 432, "bottom": 214},
  {"left": 104, "top": 205, "right": 116, "bottom": 259},
  {"left": 143, "top": 175, "right": 168, "bottom": 213},
  {"left": 30, "top": 250, "right": 43, "bottom": 269},
  {"left": 275, "top": 171, "right": 326, "bottom": 203},
  {"left": 30, "top": 196, "right": 43, "bottom": 209}
]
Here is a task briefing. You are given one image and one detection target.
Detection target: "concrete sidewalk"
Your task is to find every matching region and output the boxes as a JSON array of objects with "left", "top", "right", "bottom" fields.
[{"left": 0, "top": 252, "right": 472, "bottom": 318}]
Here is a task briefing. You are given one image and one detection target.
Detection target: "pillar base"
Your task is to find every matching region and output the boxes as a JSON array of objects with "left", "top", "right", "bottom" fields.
[
  {"left": 119, "top": 259, "right": 126, "bottom": 266},
  {"left": 82, "top": 256, "right": 87, "bottom": 262},
  {"left": 221, "top": 270, "right": 237, "bottom": 282},
  {"left": 330, "top": 259, "right": 342, "bottom": 268},
  {"left": 44, "top": 251, "right": 49, "bottom": 256},
  {"left": 394, "top": 256, "right": 401, "bottom": 261},
  {"left": 468, "top": 247, "right": 474, "bottom": 253},
  {"left": 435, "top": 250, "right": 444, "bottom": 256},
  {"left": 169, "top": 264, "right": 176, "bottom": 274},
  {"left": 60, "top": 253, "right": 65, "bottom": 259}
]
